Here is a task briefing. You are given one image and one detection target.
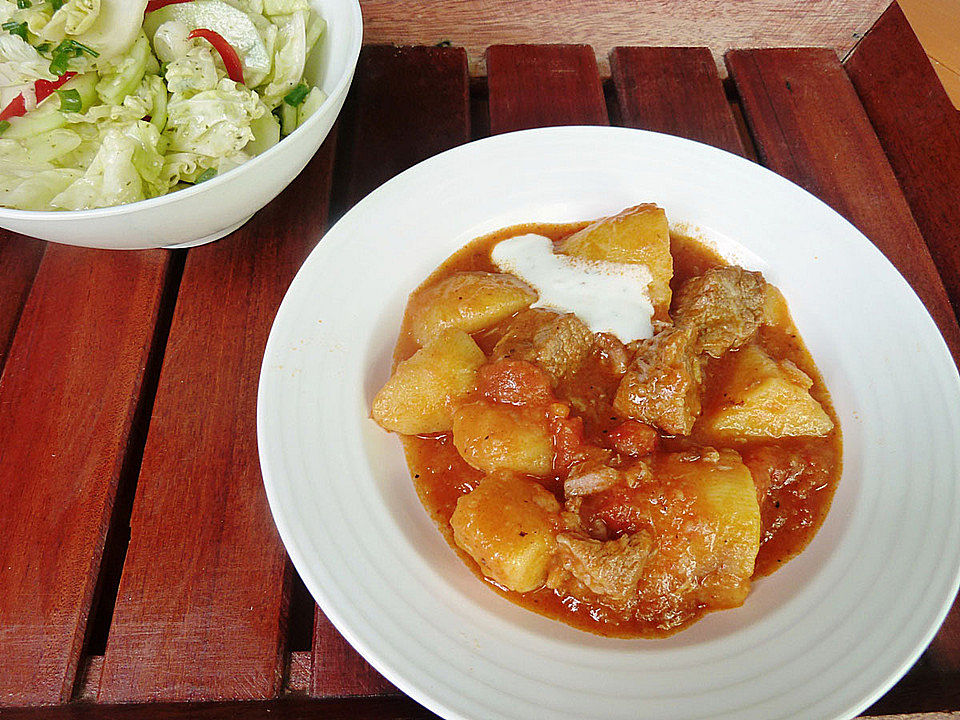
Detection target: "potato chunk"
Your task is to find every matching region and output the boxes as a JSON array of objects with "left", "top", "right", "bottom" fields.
[
  {"left": 700, "top": 344, "right": 834, "bottom": 439},
  {"left": 452, "top": 400, "right": 554, "bottom": 475},
  {"left": 372, "top": 330, "right": 485, "bottom": 435},
  {"left": 654, "top": 450, "right": 761, "bottom": 608},
  {"left": 451, "top": 472, "right": 562, "bottom": 592},
  {"left": 406, "top": 271, "right": 537, "bottom": 346},
  {"left": 559, "top": 204, "right": 673, "bottom": 318}
]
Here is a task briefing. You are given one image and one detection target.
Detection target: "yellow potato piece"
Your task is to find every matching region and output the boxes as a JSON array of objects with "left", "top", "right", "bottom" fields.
[
  {"left": 656, "top": 450, "right": 761, "bottom": 608},
  {"left": 559, "top": 204, "right": 673, "bottom": 318},
  {"left": 372, "top": 329, "right": 485, "bottom": 435},
  {"left": 451, "top": 472, "right": 562, "bottom": 593},
  {"left": 701, "top": 344, "right": 834, "bottom": 439},
  {"left": 452, "top": 400, "right": 554, "bottom": 476},
  {"left": 407, "top": 271, "right": 537, "bottom": 346}
]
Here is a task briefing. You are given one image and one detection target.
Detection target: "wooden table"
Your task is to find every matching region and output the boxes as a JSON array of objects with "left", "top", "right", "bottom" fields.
[{"left": 1, "top": 3, "right": 959, "bottom": 718}]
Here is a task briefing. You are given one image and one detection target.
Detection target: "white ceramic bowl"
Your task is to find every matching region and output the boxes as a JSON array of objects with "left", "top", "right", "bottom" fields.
[
  {"left": 0, "top": 0, "right": 362, "bottom": 250},
  {"left": 258, "top": 127, "right": 960, "bottom": 720}
]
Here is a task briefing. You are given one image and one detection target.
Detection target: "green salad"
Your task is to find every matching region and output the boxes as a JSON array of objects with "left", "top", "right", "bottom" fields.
[{"left": 0, "top": 0, "right": 326, "bottom": 211}]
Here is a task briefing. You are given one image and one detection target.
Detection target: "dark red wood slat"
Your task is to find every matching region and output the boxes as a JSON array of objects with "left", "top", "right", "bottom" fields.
[
  {"left": 310, "top": 45, "right": 469, "bottom": 699},
  {"left": 845, "top": 3, "right": 960, "bottom": 320},
  {"left": 0, "top": 696, "right": 440, "bottom": 720},
  {"left": 0, "top": 233, "right": 44, "bottom": 370},
  {"left": 97, "top": 139, "right": 337, "bottom": 703},
  {"left": 486, "top": 45, "right": 608, "bottom": 134},
  {"left": 333, "top": 45, "right": 470, "bottom": 211},
  {"left": 726, "top": 48, "right": 960, "bottom": 363},
  {"left": 609, "top": 46, "right": 745, "bottom": 156},
  {"left": 0, "top": 246, "right": 171, "bottom": 705}
]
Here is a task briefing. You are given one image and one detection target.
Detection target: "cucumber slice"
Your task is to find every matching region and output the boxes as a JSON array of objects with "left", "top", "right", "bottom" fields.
[
  {"left": 305, "top": 15, "right": 325, "bottom": 56},
  {"left": 279, "top": 100, "right": 297, "bottom": 136},
  {"left": 59, "top": 73, "right": 99, "bottom": 112},
  {"left": 96, "top": 33, "right": 152, "bottom": 106},
  {"left": 4, "top": 104, "right": 66, "bottom": 139},
  {"left": 144, "top": 0, "right": 271, "bottom": 86},
  {"left": 296, "top": 86, "right": 326, "bottom": 128},
  {"left": 148, "top": 75, "right": 168, "bottom": 132},
  {"left": 246, "top": 111, "right": 280, "bottom": 155}
]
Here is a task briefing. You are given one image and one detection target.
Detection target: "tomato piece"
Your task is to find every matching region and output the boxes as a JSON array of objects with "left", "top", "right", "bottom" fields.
[
  {"left": 0, "top": 93, "right": 26, "bottom": 122},
  {"left": 607, "top": 420, "right": 658, "bottom": 457},
  {"left": 145, "top": 0, "right": 194, "bottom": 11},
  {"left": 476, "top": 359, "right": 554, "bottom": 407},
  {"left": 188, "top": 28, "right": 245, "bottom": 84},
  {"left": 34, "top": 72, "right": 76, "bottom": 104}
]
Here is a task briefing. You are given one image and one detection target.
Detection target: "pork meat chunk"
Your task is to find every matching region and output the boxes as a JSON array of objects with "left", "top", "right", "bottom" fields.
[
  {"left": 613, "top": 325, "right": 702, "bottom": 435},
  {"left": 548, "top": 531, "right": 653, "bottom": 607},
  {"left": 493, "top": 308, "right": 594, "bottom": 384},
  {"left": 674, "top": 266, "right": 766, "bottom": 358}
]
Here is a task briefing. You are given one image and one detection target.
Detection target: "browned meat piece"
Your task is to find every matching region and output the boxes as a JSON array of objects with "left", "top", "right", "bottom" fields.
[
  {"left": 613, "top": 326, "right": 702, "bottom": 435},
  {"left": 548, "top": 531, "right": 652, "bottom": 607},
  {"left": 492, "top": 308, "right": 594, "bottom": 384},
  {"left": 674, "top": 266, "right": 767, "bottom": 358}
]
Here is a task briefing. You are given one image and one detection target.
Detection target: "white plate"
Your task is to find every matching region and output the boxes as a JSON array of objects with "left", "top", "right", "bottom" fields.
[{"left": 257, "top": 126, "right": 960, "bottom": 720}]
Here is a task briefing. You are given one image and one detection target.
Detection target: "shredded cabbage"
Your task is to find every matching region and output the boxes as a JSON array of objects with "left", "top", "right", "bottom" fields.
[{"left": 0, "top": 0, "right": 327, "bottom": 211}]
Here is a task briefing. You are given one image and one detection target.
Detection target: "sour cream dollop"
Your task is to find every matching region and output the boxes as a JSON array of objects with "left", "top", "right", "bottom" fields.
[{"left": 491, "top": 233, "right": 655, "bottom": 343}]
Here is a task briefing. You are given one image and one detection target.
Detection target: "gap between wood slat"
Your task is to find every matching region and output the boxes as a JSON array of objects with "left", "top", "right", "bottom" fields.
[{"left": 77, "top": 250, "right": 187, "bottom": 668}]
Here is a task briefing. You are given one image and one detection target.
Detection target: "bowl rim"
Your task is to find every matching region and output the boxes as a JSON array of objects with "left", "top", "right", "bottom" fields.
[{"left": 0, "top": 0, "right": 363, "bottom": 220}]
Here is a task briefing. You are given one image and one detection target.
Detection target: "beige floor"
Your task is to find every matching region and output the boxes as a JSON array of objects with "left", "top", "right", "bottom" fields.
[{"left": 898, "top": 0, "right": 960, "bottom": 108}]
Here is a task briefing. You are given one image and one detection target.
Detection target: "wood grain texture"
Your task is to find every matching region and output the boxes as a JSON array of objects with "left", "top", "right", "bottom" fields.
[
  {"left": 845, "top": 2, "right": 960, "bottom": 319},
  {"left": 0, "top": 700, "right": 955, "bottom": 720},
  {"left": 486, "top": 45, "right": 608, "bottom": 134},
  {"left": 97, "top": 139, "right": 337, "bottom": 704},
  {"left": 726, "top": 48, "right": 960, "bottom": 363},
  {"left": 0, "top": 246, "right": 171, "bottom": 706},
  {"left": 0, "top": 696, "right": 441, "bottom": 719},
  {"left": 609, "top": 46, "right": 746, "bottom": 155},
  {"left": 359, "top": 0, "right": 891, "bottom": 78},
  {"left": 0, "top": 232, "right": 44, "bottom": 370},
  {"left": 312, "top": 45, "right": 469, "bottom": 699}
]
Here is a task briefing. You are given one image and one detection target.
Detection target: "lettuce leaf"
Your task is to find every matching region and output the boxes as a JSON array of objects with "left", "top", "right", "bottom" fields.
[
  {"left": 0, "top": 165, "right": 82, "bottom": 209},
  {"left": 164, "top": 76, "right": 267, "bottom": 156},
  {"left": 258, "top": 9, "right": 305, "bottom": 108},
  {"left": 51, "top": 120, "right": 165, "bottom": 209}
]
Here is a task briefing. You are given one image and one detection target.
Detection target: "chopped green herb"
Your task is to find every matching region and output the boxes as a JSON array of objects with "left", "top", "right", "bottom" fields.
[
  {"left": 17, "top": 0, "right": 32, "bottom": 8},
  {"left": 2, "top": 20, "right": 28, "bottom": 41},
  {"left": 57, "top": 87, "right": 81, "bottom": 112},
  {"left": 196, "top": 168, "right": 217, "bottom": 183},
  {"left": 49, "top": 38, "right": 98, "bottom": 75},
  {"left": 0, "top": 121, "right": 10, "bottom": 134},
  {"left": 34, "top": 42, "right": 50, "bottom": 53},
  {"left": 283, "top": 82, "right": 309, "bottom": 107},
  {"left": 47, "top": 0, "right": 64, "bottom": 9}
]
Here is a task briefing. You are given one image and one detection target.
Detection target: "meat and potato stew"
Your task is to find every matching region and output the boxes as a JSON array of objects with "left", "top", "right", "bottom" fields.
[{"left": 372, "top": 204, "right": 841, "bottom": 637}]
